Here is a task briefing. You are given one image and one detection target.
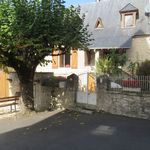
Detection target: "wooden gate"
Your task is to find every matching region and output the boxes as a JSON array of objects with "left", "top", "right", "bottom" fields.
[
  {"left": 0, "top": 71, "right": 9, "bottom": 98},
  {"left": 76, "top": 72, "right": 97, "bottom": 106}
]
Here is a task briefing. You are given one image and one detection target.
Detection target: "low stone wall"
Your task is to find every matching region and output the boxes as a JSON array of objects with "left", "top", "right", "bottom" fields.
[
  {"left": 34, "top": 83, "right": 75, "bottom": 111},
  {"left": 97, "top": 83, "right": 150, "bottom": 119},
  {"left": 34, "top": 73, "right": 77, "bottom": 111},
  {"left": 9, "top": 72, "right": 150, "bottom": 120},
  {"left": 8, "top": 72, "right": 75, "bottom": 112}
]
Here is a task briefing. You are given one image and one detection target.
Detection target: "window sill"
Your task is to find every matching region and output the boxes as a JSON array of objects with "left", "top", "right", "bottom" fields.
[
  {"left": 121, "top": 26, "right": 136, "bottom": 29},
  {"left": 94, "top": 28, "right": 104, "bottom": 30}
]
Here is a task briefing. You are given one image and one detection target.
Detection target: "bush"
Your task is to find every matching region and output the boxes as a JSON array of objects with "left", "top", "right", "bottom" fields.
[
  {"left": 96, "top": 49, "right": 127, "bottom": 75},
  {"left": 136, "top": 60, "right": 150, "bottom": 75}
]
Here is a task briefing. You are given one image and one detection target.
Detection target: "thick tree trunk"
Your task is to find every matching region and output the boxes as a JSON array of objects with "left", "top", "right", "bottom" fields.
[
  {"left": 20, "top": 80, "right": 34, "bottom": 110},
  {"left": 16, "top": 68, "right": 35, "bottom": 110}
]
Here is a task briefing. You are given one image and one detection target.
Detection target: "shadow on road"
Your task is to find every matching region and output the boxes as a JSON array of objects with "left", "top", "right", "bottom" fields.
[{"left": 0, "top": 110, "right": 150, "bottom": 150}]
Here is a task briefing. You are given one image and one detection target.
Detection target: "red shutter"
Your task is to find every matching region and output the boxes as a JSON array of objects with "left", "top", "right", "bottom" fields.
[{"left": 71, "top": 49, "right": 78, "bottom": 69}]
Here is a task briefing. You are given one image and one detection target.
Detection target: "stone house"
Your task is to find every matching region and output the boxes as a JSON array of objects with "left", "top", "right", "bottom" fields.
[
  {"left": 1, "top": 0, "right": 150, "bottom": 98},
  {"left": 80, "top": 0, "right": 150, "bottom": 64},
  {"left": 35, "top": 0, "right": 150, "bottom": 118},
  {"left": 36, "top": 0, "right": 150, "bottom": 86}
]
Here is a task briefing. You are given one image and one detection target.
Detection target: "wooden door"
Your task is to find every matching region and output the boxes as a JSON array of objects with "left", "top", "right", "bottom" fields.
[{"left": 0, "top": 71, "right": 9, "bottom": 98}]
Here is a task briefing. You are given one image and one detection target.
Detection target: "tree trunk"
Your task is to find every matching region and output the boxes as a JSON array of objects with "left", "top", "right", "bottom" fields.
[
  {"left": 20, "top": 80, "right": 34, "bottom": 110},
  {"left": 16, "top": 68, "right": 35, "bottom": 110}
]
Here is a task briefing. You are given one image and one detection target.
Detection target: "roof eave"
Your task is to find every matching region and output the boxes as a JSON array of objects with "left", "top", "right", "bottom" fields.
[
  {"left": 119, "top": 9, "right": 138, "bottom": 13},
  {"left": 88, "top": 47, "right": 131, "bottom": 50}
]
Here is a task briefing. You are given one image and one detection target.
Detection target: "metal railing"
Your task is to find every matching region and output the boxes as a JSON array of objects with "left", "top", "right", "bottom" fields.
[{"left": 100, "top": 75, "right": 150, "bottom": 93}]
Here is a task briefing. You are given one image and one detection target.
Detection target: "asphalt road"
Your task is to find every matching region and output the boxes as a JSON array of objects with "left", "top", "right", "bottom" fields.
[{"left": 0, "top": 110, "right": 150, "bottom": 150}]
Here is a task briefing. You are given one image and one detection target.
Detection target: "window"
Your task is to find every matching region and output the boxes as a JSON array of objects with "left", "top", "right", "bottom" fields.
[
  {"left": 120, "top": 3, "right": 138, "bottom": 28},
  {"left": 124, "top": 14, "right": 134, "bottom": 27},
  {"left": 121, "top": 12, "right": 137, "bottom": 28},
  {"left": 52, "top": 50, "right": 78, "bottom": 68},
  {"left": 95, "top": 18, "right": 104, "bottom": 29},
  {"left": 85, "top": 50, "right": 95, "bottom": 66},
  {"left": 60, "top": 53, "right": 70, "bottom": 67}
]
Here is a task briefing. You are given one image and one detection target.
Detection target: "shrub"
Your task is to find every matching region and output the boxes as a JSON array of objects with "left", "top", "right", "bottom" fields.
[
  {"left": 127, "top": 61, "right": 140, "bottom": 75},
  {"left": 96, "top": 57, "right": 112, "bottom": 75},
  {"left": 136, "top": 60, "right": 150, "bottom": 75},
  {"left": 96, "top": 49, "right": 127, "bottom": 75}
]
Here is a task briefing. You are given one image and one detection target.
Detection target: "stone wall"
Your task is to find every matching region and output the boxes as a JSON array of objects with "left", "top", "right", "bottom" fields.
[
  {"left": 9, "top": 72, "right": 150, "bottom": 120},
  {"left": 96, "top": 82, "right": 150, "bottom": 120},
  {"left": 34, "top": 73, "right": 77, "bottom": 111},
  {"left": 8, "top": 72, "right": 76, "bottom": 111},
  {"left": 34, "top": 83, "right": 75, "bottom": 111}
]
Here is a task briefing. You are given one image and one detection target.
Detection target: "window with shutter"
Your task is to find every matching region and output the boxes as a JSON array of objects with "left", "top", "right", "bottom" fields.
[
  {"left": 59, "top": 51, "right": 70, "bottom": 67},
  {"left": 52, "top": 50, "right": 59, "bottom": 68},
  {"left": 71, "top": 49, "right": 78, "bottom": 69}
]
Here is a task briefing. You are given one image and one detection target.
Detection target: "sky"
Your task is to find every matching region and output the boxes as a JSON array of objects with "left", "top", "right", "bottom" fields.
[{"left": 65, "top": 0, "right": 94, "bottom": 7}]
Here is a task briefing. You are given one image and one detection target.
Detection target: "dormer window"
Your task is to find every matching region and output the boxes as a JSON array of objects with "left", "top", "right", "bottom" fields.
[
  {"left": 95, "top": 18, "right": 104, "bottom": 29},
  {"left": 120, "top": 3, "right": 138, "bottom": 28},
  {"left": 124, "top": 13, "right": 134, "bottom": 27}
]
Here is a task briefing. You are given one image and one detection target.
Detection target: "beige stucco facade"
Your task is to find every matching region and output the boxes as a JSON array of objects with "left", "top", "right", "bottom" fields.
[{"left": 127, "top": 36, "right": 150, "bottom": 63}]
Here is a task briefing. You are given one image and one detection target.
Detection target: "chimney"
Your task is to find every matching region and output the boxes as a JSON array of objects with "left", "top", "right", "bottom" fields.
[{"left": 96, "top": 0, "right": 101, "bottom": 2}]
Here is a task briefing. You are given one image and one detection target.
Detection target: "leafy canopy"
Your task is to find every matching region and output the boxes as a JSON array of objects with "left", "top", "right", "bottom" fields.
[{"left": 0, "top": 0, "right": 91, "bottom": 70}]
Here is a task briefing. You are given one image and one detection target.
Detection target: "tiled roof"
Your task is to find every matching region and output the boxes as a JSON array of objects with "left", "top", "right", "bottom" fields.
[
  {"left": 80, "top": 0, "right": 150, "bottom": 49},
  {"left": 119, "top": 3, "right": 138, "bottom": 13}
]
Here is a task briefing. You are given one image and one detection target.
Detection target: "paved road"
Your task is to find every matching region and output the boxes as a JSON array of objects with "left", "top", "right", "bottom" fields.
[{"left": 0, "top": 110, "right": 150, "bottom": 150}]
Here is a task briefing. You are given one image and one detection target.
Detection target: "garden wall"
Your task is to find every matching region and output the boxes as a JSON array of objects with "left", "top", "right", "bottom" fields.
[
  {"left": 34, "top": 83, "right": 75, "bottom": 111},
  {"left": 8, "top": 72, "right": 76, "bottom": 111},
  {"left": 96, "top": 81, "right": 150, "bottom": 120}
]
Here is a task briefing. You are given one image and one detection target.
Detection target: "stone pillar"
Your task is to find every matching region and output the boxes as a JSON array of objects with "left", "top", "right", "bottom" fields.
[{"left": 34, "top": 82, "right": 51, "bottom": 111}]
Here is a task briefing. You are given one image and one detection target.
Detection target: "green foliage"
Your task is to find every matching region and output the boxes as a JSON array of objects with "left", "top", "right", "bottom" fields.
[
  {"left": 96, "top": 57, "right": 112, "bottom": 75},
  {"left": 0, "top": 64, "right": 9, "bottom": 73},
  {"left": 0, "top": 0, "right": 91, "bottom": 109},
  {"left": 127, "top": 61, "right": 140, "bottom": 75},
  {"left": 96, "top": 49, "right": 127, "bottom": 75},
  {"left": 0, "top": 0, "right": 91, "bottom": 69},
  {"left": 108, "top": 50, "right": 127, "bottom": 68},
  {"left": 136, "top": 60, "right": 150, "bottom": 75}
]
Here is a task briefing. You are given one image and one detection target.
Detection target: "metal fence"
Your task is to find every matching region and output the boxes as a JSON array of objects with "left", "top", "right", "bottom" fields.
[{"left": 101, "top": 75, "right": 150, "bottom": 93}]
